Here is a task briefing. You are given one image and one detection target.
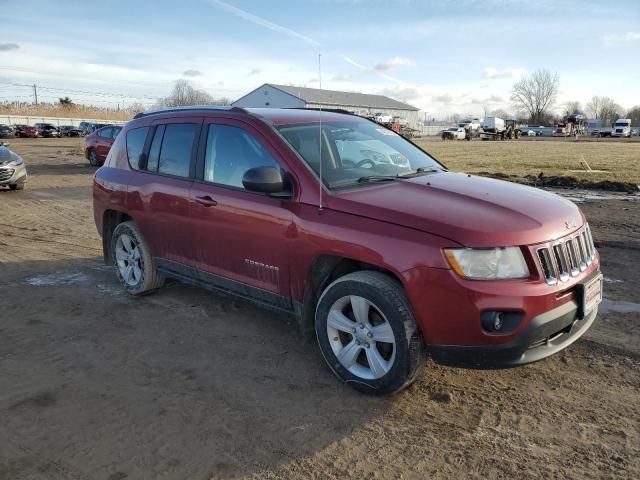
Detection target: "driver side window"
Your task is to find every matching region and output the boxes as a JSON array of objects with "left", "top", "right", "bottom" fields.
[{"left": 204, "top": 124, "right": 278, "bottom": 188}]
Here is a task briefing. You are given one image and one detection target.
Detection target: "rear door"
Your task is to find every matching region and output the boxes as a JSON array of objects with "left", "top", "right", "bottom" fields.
[
  {"left": 95, "top": 128, "right": 113, "bottom": 159},
  {"left": 126, "top": 118, "right": 203, "bottom": 271}
]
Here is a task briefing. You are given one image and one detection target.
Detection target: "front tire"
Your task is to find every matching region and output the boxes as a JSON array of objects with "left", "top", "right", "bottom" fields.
[
  {"left": 111, "top": 221, "right": 164, "bottom": 295},
  {"left": 9, "top": 183, "right": 25, "bottom": 191},
  {"left": 315, "top": 271, "right": 423, "bottom": 395}
]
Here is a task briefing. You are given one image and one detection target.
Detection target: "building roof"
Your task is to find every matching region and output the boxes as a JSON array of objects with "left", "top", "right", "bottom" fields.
[{"left": 235, "top": 83, "right": 419, "bottom": 111}]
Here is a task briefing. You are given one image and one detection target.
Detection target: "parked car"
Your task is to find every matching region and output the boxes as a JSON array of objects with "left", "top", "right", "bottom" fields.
[
  {"left": 35, "top": 123, "right": 61, "bottom": 137},
  {"left": 0, "top": 124, "right": 15, "bottom": 138},
  {"left": 441, "top": 127, "right": 466, "bottom": 140},
  {"left": 0, "top": 142, "right": 27, "bottom": 190},
  {"left": 14, "top": 124, "right": 39, "bottom": 138},
  {"left": 84, "top": 125, "right": 122, "bottom": 166},
  {"left": 373, "top": 112, "right": 393, "bottom": 124},
  {"left": 60, "top": 125, "right": 85, "bottom": 137},
  {"left": 93, "top": 107, "right": 602, "bottom": 395}
]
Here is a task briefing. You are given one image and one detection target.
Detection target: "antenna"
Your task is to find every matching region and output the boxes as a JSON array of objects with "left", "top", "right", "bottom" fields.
[{"left": 318, "top": 53, "right": 323, "bottom": 213}]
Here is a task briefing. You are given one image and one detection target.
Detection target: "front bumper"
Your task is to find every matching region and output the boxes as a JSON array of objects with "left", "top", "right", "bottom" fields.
[
  {"left": 0, "top": 164, "right": 28, "bottom": 186},
  {"left": 429, "top": 301, "right": 597, "bottom": 367}
]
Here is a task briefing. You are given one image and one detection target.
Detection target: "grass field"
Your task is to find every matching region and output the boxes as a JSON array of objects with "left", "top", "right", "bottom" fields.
[{"left": 414, "top": 138, "right": 640, "bottom": 186}]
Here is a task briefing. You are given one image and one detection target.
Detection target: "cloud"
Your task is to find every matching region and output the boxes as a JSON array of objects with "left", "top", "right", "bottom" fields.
[
  {"left": 0, "top": 42, "right": 19, "bottom": 51},
  {"left": 248, "top": 68, "right": 261, "bottom": 75},
  {"left": 470, "top": 95, "right": 504, "bottom": 104},
  {"left": 603, "top": 31, "right": 640, "bottom": 46},
  {"left": 332, "top": 74, "right": 360, "bottom": 82},
  {"left": 202, "top": 0, "right": 320, "bottom": 46},
  {"left": 482, "top": 67, "right": 525, "bottom": 80},
  {"left": 182, "top": 69, "right": 202, "bottom": 77},
  {"left": 373, "top": 57, "right": 416, "bottom": 72},
  {"left": 433, "top": 94, "right": 454, "bottom": 104}
]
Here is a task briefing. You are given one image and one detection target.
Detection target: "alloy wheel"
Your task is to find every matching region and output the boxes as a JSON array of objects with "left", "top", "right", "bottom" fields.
[
  {"left": 115, "top": 233, "right": 143, "bottom": 286},
  {"left": 326, "top": 295, "right": 396, "bottom": 380}
]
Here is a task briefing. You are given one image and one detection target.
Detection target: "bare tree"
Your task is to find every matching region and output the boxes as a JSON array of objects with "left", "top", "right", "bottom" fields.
[
  {"left": 626, "top": 106, "right": 640, "bottom": 126},
  {"left": 159, "top": 79, "right": 231, "bottom": 107},
  {"left": 510, "top": 69, "right": 559, "bottom": 123},
  {"left": 587, "top": 95, "right": 623, "bottom": 125},
  {"left": 564, "top": 100, "right": 583, "bottom": 115}
]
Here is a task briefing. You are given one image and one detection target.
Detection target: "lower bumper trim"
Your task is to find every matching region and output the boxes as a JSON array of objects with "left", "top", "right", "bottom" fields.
[{"left": 429, "top": 301, "right": 597, "bottom": 368}]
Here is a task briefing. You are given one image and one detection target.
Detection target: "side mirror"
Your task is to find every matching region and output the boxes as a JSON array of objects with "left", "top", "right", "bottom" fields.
[{"left": 242, "top": 166, "right": 285, "bottom": 194}]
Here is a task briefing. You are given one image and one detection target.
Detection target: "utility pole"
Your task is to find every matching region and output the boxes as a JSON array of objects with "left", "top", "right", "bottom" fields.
[{"left": 33, "top": 84, "right": 38, "bottom": 105}]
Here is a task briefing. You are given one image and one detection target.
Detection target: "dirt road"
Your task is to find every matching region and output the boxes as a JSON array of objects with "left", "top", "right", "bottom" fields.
[{"left": 1, "top": 138, "right": 638, "bottom": 479}]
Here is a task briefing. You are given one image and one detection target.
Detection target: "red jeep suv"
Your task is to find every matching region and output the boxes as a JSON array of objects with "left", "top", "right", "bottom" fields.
[{"left": 93, "top": 107, "right": 602, "bottom": 394}]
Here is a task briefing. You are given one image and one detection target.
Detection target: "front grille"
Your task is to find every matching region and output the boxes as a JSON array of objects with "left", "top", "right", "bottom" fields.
[
  {"left": 0, "top": 168, "right": 14, "bottom": 181},
  {"left": 536, "top": 225, "right": 596, "bottom": 285}
]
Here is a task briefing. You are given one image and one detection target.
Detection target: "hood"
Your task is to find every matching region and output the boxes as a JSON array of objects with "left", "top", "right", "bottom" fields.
[
  {"left": 0, "top": 146, "right": 21, "bottom": 166},
  {"left": 327, "top": 172, "right": 584, "bottom": 247}
]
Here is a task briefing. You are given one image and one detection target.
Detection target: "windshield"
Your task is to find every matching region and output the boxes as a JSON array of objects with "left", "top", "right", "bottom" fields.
[
  {"left": 277, "top": 120, "right": 445, "bottom": 189},
  {"left": 614, "top": 122, "right": 628, "bottom": 127}
]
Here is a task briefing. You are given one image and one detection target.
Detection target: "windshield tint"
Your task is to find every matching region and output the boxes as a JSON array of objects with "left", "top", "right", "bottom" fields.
[{"left": 277, "top": 120, "right": 444, "bottom": 189}]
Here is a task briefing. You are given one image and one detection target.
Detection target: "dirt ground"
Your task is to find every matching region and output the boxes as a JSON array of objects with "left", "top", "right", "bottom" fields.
[{"left": 1, "top": 138, "right": 639, "bottom": 480}]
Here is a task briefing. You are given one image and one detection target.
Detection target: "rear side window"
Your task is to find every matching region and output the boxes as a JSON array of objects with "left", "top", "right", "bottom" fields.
[
  {"left": 126, "top": 127, "right": 149, "bottom": 170},
  {"left": 112, "top": 127, "right": 122, "bottom": 139},
  {"left": 147, "top": 125, "right": 165, "bottom": 172},
  {"left": 157, "top": 124, "right": 199, "bottom": 178},
  {"left": 97, "top": 128, "right": 112, "bottom": 138}
]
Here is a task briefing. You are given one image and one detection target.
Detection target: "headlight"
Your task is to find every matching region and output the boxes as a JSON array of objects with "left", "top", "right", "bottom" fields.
[
  {"left": 444, "top": 247, "right": 529, "bottom": 280},
  {"left": 9, "top": 157, "right": 23, "bottom": 166}
]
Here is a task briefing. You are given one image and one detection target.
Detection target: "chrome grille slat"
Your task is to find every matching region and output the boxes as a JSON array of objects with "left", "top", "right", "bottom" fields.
[
  {"left": 0, "top": 168, "right": 14, "bottom": 181},
  {"left": 536, "top": 224, "right": 596, "bottom": 285},
  {"left": 537, "top": 248, "right": 556, "bottom": 285}
]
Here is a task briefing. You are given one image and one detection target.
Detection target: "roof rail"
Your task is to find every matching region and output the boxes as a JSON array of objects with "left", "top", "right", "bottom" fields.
[
  {"left": 285, "top": 107, "right": 355, "bottom": 116},
  {"left": 133, "top": 106, "right": 248, "bottom": 119}
]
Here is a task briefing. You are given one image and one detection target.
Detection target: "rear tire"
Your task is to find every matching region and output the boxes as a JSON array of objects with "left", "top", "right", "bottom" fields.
[
  {"left": 315, "top": 271, "right": 424, "bottom": 395},
  {"left": 88, "top": 148, "right": 99, "bottom": 167},
  {"left": 111, "top": 221, "right": 164, "bottom": 295}
]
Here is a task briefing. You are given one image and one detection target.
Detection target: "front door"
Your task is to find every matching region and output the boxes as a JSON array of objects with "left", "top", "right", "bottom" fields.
[{"left": 190, "top": 118, "right": 295, "bottom": 309}]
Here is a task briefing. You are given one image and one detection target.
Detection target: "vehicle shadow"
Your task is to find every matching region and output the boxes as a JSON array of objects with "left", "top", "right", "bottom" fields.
[
  {"left": 0, "top": 257, "right": 394, "bottom": 479},
  {"left": 23, "top": 161, "right": 93, "bottom": 176}
]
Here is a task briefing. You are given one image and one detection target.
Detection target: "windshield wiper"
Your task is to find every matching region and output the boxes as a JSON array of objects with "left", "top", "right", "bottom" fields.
[
  {"left": 400, "top": 166, "right": 445, "bottom": 177},
  {"left": 356, "top": 175, "right": 401, "bottom": 183}
]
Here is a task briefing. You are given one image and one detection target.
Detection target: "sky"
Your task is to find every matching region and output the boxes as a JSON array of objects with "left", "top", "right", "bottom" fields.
[{"left": 1, "top": 0, "right": 639, "bottom": 118}]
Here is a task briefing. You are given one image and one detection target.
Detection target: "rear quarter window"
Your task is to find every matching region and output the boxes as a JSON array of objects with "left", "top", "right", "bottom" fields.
[{"left": 126, "top": 127, "right": 150, "bottom": 170}]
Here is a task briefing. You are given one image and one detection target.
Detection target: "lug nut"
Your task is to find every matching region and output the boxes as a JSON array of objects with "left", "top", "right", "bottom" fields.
[
  {"left": 364, "top": 343, "right": 370, "bottom": 348},
  {"left": 367, "top": 332, "right": 373, "bottom": 338},
  {"left": 356, "top": 340, "right": 361, "bottom": 346},
  {"left": 359, "top": 324, "right": 365, "bottom": 329},
  {"left": 352, "top": 328, "right": 357, "bottom": 333}
]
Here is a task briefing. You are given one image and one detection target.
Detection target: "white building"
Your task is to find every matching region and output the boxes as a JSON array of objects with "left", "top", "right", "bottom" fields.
[{"left": 232, "top": 83, "right": 420, "bottom": 128}]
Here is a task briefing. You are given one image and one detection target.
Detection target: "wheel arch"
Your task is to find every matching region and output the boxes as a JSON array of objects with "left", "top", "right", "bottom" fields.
[
  {"left": 102, "top": 210, "right": 133, "bottom": 264},
  {"left": 299, "top": 254, "right": 407, "bottom": 341}
]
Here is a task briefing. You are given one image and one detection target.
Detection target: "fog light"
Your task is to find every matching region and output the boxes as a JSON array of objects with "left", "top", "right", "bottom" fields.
[{"left": 480, "top": 310, "right": 523, "bottom": 333}]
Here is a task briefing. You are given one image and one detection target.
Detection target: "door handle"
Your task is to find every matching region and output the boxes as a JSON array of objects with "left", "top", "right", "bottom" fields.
[{"left": 195, "top": 195, "right": 218, "bottom": 207}]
